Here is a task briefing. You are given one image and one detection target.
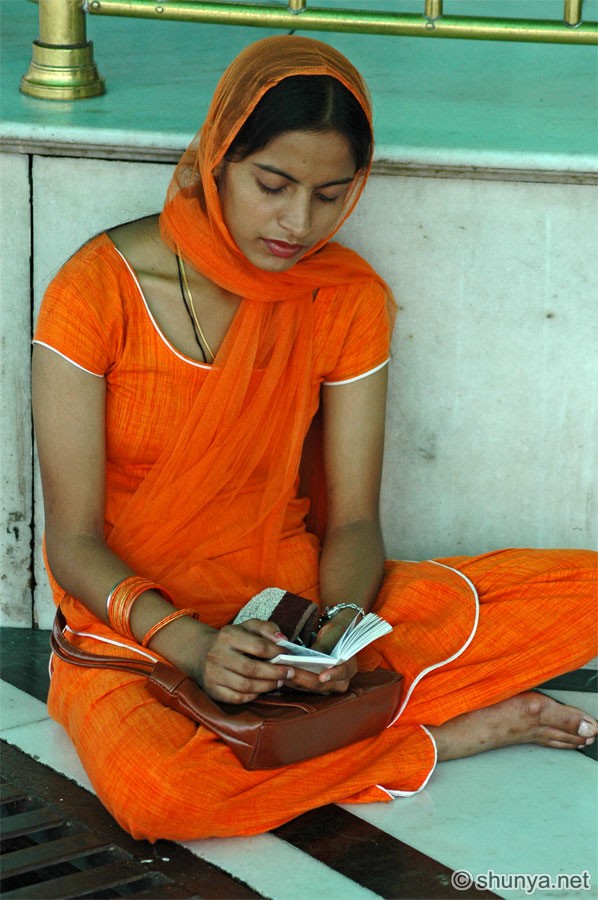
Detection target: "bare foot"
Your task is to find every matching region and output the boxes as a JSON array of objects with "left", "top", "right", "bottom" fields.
[{"left": 428, "top": 692, "right": 598, "bottom": 762}]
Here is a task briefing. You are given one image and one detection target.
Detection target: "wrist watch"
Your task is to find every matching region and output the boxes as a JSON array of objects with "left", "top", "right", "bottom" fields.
[{"left": 321, "top": 603, "right": 366, "bottom": 624}]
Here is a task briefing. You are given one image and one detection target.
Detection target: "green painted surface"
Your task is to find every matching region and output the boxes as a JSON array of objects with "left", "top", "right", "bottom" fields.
[{"left": 2, "top": 0, "right": 597, "bottom": 162}]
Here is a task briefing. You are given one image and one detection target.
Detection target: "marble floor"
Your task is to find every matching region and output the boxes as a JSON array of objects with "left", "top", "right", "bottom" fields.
[{"left": 1, "top": 628, "right": 596, "bottom": 900}]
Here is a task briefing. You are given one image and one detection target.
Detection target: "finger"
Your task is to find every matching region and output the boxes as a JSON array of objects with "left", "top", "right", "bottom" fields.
[
  {"left": 207, "top": 630, "right": 294, "bottom": 676},
  {"left": 206, "top": 644, "right": 292, "bottom": 688},
  {"left": 204, "top": 659, "right": 290, "bottom": 703},
  {"left": 318, "top": 658, "right": 357, "bottom": 685},
  {"left": 284, "top": 665, "right": 350, "bottom": 695},
  {"left": 316, "top": 675, "right": 352, "bottom": 693},
  {"left": 239, "top": 618, "right": 288, "bottom": 641},
  {"left": 205, "top": 682, "right": 263, "bottom": 705},
  {"left": 217, "top": 622, "right": 286, "bottom": 661},
  {"left": 282, "top": 665, "right": 323, "bottom": 692}
]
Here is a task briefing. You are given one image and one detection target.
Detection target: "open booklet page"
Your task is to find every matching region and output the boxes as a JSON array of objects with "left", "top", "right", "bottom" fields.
[{"left": 271, "top": 613, "right": 392, "bottom": 672}]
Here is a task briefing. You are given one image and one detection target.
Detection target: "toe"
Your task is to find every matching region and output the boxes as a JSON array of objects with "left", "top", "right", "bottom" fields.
[
  {"left": 578, "top": 718, "right": 598, "bottom": 738},
  {"left": 543, "top": 728, "right": 586, "bottom": 749}
]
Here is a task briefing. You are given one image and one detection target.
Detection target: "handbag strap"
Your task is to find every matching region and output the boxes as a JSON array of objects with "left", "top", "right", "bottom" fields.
[
  {"left": 51, "top": 608, "right": 158, "bottom": 677},
  {"left": 50, "top": 608, "right": 260, "bottom": 735}
]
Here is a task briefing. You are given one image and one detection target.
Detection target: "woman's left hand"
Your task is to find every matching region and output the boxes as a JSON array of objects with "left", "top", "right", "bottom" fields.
[
  {"left": 285, "top": 656, "right": 358, "bottom": 693},
  {"left": 284, "top": 608, "right": 359, "bottom": 694}
]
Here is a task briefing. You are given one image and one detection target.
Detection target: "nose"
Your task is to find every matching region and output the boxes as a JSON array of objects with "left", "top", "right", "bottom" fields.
[{"left": 279, "top": 191, "right": 311, "bottom": 239}]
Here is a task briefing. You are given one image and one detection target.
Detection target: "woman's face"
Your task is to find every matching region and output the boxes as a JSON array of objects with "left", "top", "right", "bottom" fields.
[{"left": 216, "top": 129, "right": 357, "bottom": 272}]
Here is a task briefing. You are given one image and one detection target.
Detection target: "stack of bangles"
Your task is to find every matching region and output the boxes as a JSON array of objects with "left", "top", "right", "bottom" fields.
[{"left": 106, "top": 575, "right": 197, "bottom": 648}]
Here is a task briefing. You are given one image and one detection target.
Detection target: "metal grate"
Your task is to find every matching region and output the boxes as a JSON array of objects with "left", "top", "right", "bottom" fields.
[
  {"left": 1, "top": 791, "right": 184, "bottom": 898},
  {"left": 1, "top": 741, "right": 261, "bottom": 899}
]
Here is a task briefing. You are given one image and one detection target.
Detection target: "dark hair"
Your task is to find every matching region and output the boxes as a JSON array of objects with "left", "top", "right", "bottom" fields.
[{"left": 224, "top": 75, "right": 372, "bottom": 171}]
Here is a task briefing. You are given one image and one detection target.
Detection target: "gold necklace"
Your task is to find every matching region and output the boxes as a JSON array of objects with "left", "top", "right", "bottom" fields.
[{"left": 176, "top": 253, "right": 215, "bottom": 364}]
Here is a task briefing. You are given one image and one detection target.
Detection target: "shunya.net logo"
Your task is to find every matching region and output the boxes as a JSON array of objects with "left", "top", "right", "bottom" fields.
[{"left": 451, "top": 869, "right": 592, "bottom": 895}]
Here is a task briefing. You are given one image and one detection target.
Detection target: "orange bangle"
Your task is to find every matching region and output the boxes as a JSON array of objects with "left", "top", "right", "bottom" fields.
[
  {"left": 141, "top": 608, "right": 197, "bottom": 648},
  {"left": 108, "top": 577, "right": 142, "bottom": 640},
  {"left": 107, "top": 576, "right": 173, "bottom": 641}
]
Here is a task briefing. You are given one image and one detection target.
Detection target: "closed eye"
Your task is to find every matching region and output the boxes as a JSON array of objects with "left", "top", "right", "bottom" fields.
[
  {"left": 257, "top": 181, "right": 285, "bottom": 196},
  {"left": 258, "top": 181, "right": 340, "bottom": 204}
]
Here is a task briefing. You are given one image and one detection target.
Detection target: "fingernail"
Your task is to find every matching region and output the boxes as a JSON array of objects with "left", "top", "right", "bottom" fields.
[
  {"left": 585, "top": 736, "right": 595, "bottom": 747},
  {"left": 320, "top": 673, "right": 331, "bottom": 683},
  {"left": 578, "top": 720, "right": 595, "bottom": 737},
  {"left": 286, "top": 668, "right": 295, "bottom": 679},
  {"left": 277, "top": 679, "right": 284, "bottom": 689}
]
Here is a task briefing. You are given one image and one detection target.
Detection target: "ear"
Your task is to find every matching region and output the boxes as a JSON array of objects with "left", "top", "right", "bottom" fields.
[{"left": 213, "top": 161, "right": 225, "bottom": 188}]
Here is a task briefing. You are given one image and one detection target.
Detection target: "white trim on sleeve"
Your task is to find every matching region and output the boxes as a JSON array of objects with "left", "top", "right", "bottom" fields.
[
  {"left": 32, "top": 341, "right": 103, "bottom": 377},
  {"left": 322, "top": 358, "right": 389, "bottom": 386}
]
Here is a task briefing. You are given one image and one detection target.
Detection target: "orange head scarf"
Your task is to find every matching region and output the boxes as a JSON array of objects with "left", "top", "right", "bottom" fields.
[{"left": 159, "top": 34, "right": 389, "bottom": 302}]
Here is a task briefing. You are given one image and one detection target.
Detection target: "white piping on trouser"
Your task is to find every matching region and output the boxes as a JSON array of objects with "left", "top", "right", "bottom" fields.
[{"left": 387, "top": 561, "right": 480, "bottom": 728}]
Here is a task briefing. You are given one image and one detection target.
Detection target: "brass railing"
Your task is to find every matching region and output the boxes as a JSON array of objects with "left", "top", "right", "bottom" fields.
[{"left": 21, "top": 0, "right": 598, "bottom": 100}]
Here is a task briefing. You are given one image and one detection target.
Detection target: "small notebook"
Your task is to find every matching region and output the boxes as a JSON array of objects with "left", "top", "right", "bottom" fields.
[{"left": 272, "top": 612, "right": 392, "bottom": 673}]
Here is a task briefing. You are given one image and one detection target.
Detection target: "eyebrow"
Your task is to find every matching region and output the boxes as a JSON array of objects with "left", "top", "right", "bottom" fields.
[{"left": 254, "top": 163, "right": 354, "bottom": 189}]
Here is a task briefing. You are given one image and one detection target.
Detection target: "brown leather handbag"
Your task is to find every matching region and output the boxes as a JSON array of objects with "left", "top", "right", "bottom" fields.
[{"left": 51, "top": 609, "right": 402, "bottom": 770}]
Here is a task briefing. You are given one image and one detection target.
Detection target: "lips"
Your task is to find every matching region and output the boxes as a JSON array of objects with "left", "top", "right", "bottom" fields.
[{"left": 262, "top": 239, "right": 306, "bottom": 259}]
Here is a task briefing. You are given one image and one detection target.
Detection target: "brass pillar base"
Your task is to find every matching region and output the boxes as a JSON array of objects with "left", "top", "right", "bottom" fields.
[{"left": 20, "top": 42, "right": 105, "bottom": 100}]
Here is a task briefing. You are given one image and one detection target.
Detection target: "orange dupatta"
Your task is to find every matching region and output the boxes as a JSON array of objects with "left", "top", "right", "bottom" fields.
[{"left": 105, "top": 36, "right": 396, "bottom": 626}]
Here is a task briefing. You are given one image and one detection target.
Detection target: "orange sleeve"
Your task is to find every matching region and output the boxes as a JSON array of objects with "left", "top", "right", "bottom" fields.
[
  {"left": 34, "top": 235, "right": 125, "bottom": 376},
  {"left": 319, "top": 279, "right": 393, "bottom": 385}
]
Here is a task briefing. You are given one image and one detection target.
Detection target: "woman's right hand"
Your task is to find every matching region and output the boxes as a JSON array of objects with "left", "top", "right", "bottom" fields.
[{"left": 191, "top": 618, "right": 295, "bottom": 704}]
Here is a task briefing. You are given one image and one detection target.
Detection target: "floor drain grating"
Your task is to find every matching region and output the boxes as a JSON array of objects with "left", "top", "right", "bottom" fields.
[{"left": 1, "top": 740, "right": 262, "bottom": 899}]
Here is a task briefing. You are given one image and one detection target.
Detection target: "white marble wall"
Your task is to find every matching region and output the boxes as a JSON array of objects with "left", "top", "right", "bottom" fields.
[
  {"left": 31, "top": 156, "right": 174, "bottom": 628},
  {"left": 1, "top": 154, "right": 33, "bottom": 625},
  {"left": 338, "top": 176, "right": 598, "bottom": 560},
  {"left": 1, "top": 153, "right": 596, "bottom": 626}
]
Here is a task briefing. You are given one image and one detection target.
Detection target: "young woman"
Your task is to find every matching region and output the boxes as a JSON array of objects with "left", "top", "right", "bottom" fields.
[{"left": 33, "top": 35, "right": 597, "bottom": 841}]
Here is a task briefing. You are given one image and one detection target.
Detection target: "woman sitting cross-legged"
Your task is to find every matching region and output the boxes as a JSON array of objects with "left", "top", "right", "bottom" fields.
[{"left": 32, "top": 35, "right": 597, "bottom": 841}]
